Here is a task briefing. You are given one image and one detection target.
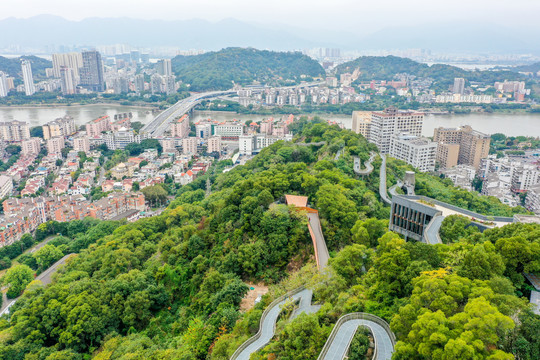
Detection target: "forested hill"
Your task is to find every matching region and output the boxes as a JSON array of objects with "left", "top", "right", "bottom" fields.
[
  {"left": 334, "top": 55, "right": 524, "bottom": 85},
  {"left": 171, "top": 47, "right": 325, "bottom": 91},
  {"left": 0, "top": 55, "right": 51, "bottom": 80},
  {"left": 0, "top": 119, "right": 538, "bottom": 359}
]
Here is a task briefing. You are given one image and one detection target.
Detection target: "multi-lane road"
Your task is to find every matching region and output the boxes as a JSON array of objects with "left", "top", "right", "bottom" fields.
[{"left": 140, "top": 90, "right": 236, "bottom": 137}]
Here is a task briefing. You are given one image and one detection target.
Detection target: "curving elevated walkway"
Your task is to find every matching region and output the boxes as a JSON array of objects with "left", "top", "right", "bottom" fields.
[
  {"left": 379, "top": 154, "right": 391, "bottom": 205},
  {"left": 318, "top": 313, "right": 395, "bottom": 360},
  {"left": 231, "top": 288, "right": 319, "bottom": 360},
  {"left": 354, "top": 151, "right": 377, "bottom": 176}
]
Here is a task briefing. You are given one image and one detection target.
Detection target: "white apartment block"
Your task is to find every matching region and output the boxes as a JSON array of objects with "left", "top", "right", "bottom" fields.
[
  {"left": 207, "top": 136, "right": 222, "bottom": 154},
  {"left": 21, "top": 60, "right": 36, "bottom": 96},
  {"left": 389, "top": 133, "right": 437, "bottom": 172},
  {"left": 239, "top": 134, "right": 293, "bottom": 155},
  {"left": 182, "top": 137, "right": 197, "bottom": 155},
  {"left": 525, "top": 184, "right": 540, "bottom": 214},
  {"left": 0, "top": 71, "right": 8, "bottom": 97},
  {"left": 214, "top": 124, "right": 244, "bottom": 138},
  {"left": 511, "top": 165, "right": 540, "bottom": 192},
  {"left": 47, "top": 136, "right": 65, "bottom": 154},
  {"left": 103, "top": 129, "right": 140, "bottom": 150},
  {"left": 0, "top": 121, "right": 31, "bottom": 141},
  {"left": 73, "top": 136, "right": 90, "bottom": 153},
  {"left": 368, "top": 107, "right": 424, "bottom": 154},
  {"left": 21, "top": 137, "right": 41, "bottom": 156},
  {"left": 0, "top": 175, "right": 13, "bottom": 199}
]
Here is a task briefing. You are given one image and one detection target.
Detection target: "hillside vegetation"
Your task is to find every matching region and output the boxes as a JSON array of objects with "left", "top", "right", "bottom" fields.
[
  {"left": 335, "top": 55, "right": 524, "bottom": 86},
  {"left": 171, "top": 47, "right": 325, "bottom": 91},
  {"left": 0, "top": 55, "right": 52, "bottom": 80},
  {"left": 0, "top": 120, "right": 538, "bottom": 360}
]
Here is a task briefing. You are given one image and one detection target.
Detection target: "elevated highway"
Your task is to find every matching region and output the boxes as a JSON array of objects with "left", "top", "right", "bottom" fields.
[{"left": 140, "top": 90, "right": 236, "bottom": 137}]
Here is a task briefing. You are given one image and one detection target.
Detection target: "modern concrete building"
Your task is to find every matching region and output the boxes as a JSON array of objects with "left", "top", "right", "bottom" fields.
[
  {"left": 21, "top": 137, "right": 41, "bottom": 156},
  {"left": 389, "top": 133, "right": 437, "bottom": 172},
  {"left": 80, "top": 51, "right": 105, "bottom": 92},
  {"left": 434, "top": 125, "right": 490, "bottom": 169},
  {"left": 390, "top": 196, "right": 442, "bottom": 242},
  {"left": 351, "top": 111, "right": 372, "bottom": 138},
  {"left": 238, "top": 134, "right": 292, "bottom": 155},
  {"left": 103, "top": 129, "right": 140, "bottom": 150},
  {"left": 21, "top": 60, "right": 36, "bottom": 96},
  {"left": 368, "top": 107, "right": 424, "bottom": 154},
  {"left": 0, "top": 121, "right": 30, "bottom": 141}
]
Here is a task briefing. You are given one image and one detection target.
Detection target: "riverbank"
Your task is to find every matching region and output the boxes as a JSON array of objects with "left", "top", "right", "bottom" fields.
[{"left": 0, "top": 102, "right": 159, "bottom": 110}]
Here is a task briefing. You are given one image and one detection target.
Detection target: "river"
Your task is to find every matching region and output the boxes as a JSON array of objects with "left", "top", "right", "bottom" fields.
[
  {"left": 0, "top": 105, "right": 539, "bottom": 137},
  {"left": 0, "top": 104, "right": 156, "bottom": 127}
]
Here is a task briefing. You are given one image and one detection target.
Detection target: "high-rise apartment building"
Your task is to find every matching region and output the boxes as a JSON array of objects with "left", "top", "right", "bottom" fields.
[
  {"left": 43, "top": 116, "right": 76, "bottom": 140},
  {"left": 21, "top": 60, "right": 36, "bottom": 96},
  {"left": 182, "top": 137, "right": 197, "bottom": 155},
  {"left": 157, "top": 59, "right": 172, "bottom": 76},
  {"left": 0, "top": 121, "right": 30, "bottom": 141},
  {"left": 86, "top": 116, "right": 112, "bottom": 138},
  {"left": 134, "top": 74, "right": 145, "bottom": 94},
  {"left": 207, "top": 136, "right": 222, "bottom": 154},
  {"left": 47, "top": 136, "right": 65, "bottom": 154},
  {"left": 52, "top": 53, "right": 83, "bottom": 79},
  {"left": 351, "top": 111, "right": 372, "bottom": 138},
  {"left": 368, "top": 107, "right": 424, "bottom": 154},
  {"left": 80, "top": 51, "right": 105, "bottom": 92},
  {"left": 434, "top": 125, "right": 490, "bottom": 169},
  {"left": 0, "top": 71, "right": 8, "bottom": 97},
  {"left": 21, "top": 137, "right": 41, "bottom": 156},
  {"left": 170, "top": 114, "right": 190, "bottom": 138},
  {"left": 73, "top": 136, "right": 90, "bottom": 153},
  {"left": 389, "top": 133, "right": 437, "bottom": 172},
  {"left": 60, "top": 66, "right": 77, "bottom": 95},
  {"left": 453, "top": 78, "right": 465, "bottom": 95}
]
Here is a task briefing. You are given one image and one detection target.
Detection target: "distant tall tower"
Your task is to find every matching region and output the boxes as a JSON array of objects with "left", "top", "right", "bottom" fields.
[
  {"left": 21, "top": 60, "right": 36, "bottom": 96},
  {"left": 0, "top": 71, "right": 8, "bottom": 97},
  {"left": 60, "top": 66, "right": 76, "bottom": 95},
  {"left": 134, "top": 74, "right": 145, "bottom": 94},
  {"left": 80, "top": 50, "right": 105, "bottom": 92},
  {"left": 453, "top": 78, "right": 465, "bottom": 95},
  {"left": 157, "top": 59, "right": 172, "bottom": 76},
  {"left": 52, "top": 52, "right": 83, "bottom": 79}
]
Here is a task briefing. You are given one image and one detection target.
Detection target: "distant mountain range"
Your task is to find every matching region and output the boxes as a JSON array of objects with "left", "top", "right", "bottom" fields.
[{"left": 1, "top": 15, "right": 540, "bottom": 55}]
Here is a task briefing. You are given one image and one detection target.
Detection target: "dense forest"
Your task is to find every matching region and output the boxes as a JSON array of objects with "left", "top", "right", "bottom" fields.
[
  {"left": 334, "top": 55, "right": 526, "bottom": 87},
  {"left": 0, "top": 120, "right": 538, "bottom": 359},
  {"left": 0, "top": 55, "right": 52, "bottom": 80},
  {"left": 171, "top": 47, "right": 325, "bottom": 91}
]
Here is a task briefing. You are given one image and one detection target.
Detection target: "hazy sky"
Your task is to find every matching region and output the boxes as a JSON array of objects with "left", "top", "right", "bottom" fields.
[{"left": 2, "top": 0, "right": 540, "bottom": 33}]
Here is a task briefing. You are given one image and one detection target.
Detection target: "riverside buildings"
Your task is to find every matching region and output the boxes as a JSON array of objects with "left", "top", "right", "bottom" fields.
[
  {"left": 43, "top": 116, "right": 76, "bottom": 139},
  {"left": 0, "top": 121, "right": 30, "bottom": 142},
  {"left": 21, "top": 59, "right": 36, "bottom": 96},
  {"left": 434, "top": 125, "right": 490, "bottom": 169},
  {"left": 80, "top": 50, "right": 105, "bottom": 92},
  {"left": 389, "top": 133, "right": 437, "bottom": 172}
]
